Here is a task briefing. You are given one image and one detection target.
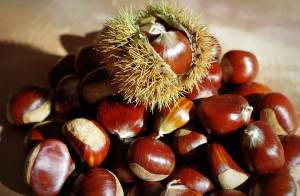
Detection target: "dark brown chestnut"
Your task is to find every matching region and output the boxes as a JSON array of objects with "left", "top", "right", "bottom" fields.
[
  {"left": 209, "top": 189, "right": 246, "bottom": 196},
  {"left": 24, "top": 139, "right": 75, "bottom": 195},
  {"left": 127, "top": 137, "right": 175, "bottom": 181},
  {"left": 128, "top": 181, "right": 164, "bottom": 196},
  {"left": 161, "top": 181, "right": 202, "bottom": 196},
  {"left": 7, "top": 85, "right": 51, "bottom": 126},
  {"left": 221, "top": 50, "right": 258, "bottom": 84},
  {"left": 208, "top": 61, "right": 222, "bottom": 90}
]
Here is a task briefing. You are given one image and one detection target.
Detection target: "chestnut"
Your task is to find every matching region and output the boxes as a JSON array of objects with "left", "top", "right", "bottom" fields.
[
  {"left": 167, "top": 166, "right": 214, "bottom": 194},
  {"left": 172, "top": 128, "right": 207, "bottom": 158},
  {"left": 74, "top": 168, "right": 124, "bottom": 196},
  {"left": 198, "top": 94, "right": 253, "bottom": 135},
  {"left": 281, "top": 135, "right": 300, "bottom": 181},
  {"left": 151, "top": 30, "right": 192, "bottom": 75},
  {"left": 221, "top": 50, "right": 258, "bottom": 84},
  {"left": 127, "top": 137, "right": 175, "bottom": 181},
  {"left": 249, "top": 172, "right": 297, "bottom": 196},
  {"left": 74, "top": 45, "right": 104, "bottom": 77},
  {"left": 24, "top": 139, "right": 75, "bottom": 195},
  {"left": 209, "top": 190, "right": 246, "bottom": 196},
  {"left": 7, "top": 85, "right": 51, "bottom": 126},
  {"left": 155, "top": 97, "right": 195, "bottom": 136},
  {"left": 258, "top": 92, "right": 299, "bottom": 135},
  {"left": 48, "top": 54, "right": 75, "bottom": 90},
  {"left": 80, "top": 67, "right": 116, "bottom": 104},
  {"left": 97, "top": 98, "right": 145, "bottom": 139},
  {"left": 161, "top": 181, "right": 202, "bottom": 196},
  {"left": 208, "top": 143, "right": 249, "bottom": 189},
  {"left": 23, "top": 120, "right": 64, "bottom": 153},
  {"left": 54, "top": 74, "right": 80, "bottom": 114},
  {"left": 62, "top": 118, "right": 110, "bottom": 168},
  {"left": 241, "top": 121, "right": 285, "bottom": 174},
  {"left": 187, "top": 78, "right": 218, "bottom": 101},
  {"left": 208, "top": 61, "right": 222, "bottom": 90},
  {"left": 128, "top": 181, "right": 164, "bottom": 196}
]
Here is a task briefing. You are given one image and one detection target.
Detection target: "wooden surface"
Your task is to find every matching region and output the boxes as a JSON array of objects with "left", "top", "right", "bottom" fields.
[{"left": 0, "top": 0, "right": 299, "bottom": 195}]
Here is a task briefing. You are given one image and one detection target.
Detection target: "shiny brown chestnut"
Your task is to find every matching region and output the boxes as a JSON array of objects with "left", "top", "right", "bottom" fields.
[
  {"left": 54, "top": 74, "right": 80, "bottom": 114},
  {"left": 241, "top": 121, "right": 285, "bottom": 174},
  {"left": 167, "top": 166, "right": 214, "bottom": 194},
  {"left": 62, "top": 118, "right": 110, "bottom": 168},
  {"left": 127, "top": 137, "right": 176, "bottom": 181},
  {"left": 281, "top": 135, "right": 300, "bottom": 181},
  {"left": 24, "top": 139, "right": 75, "bottom": 196},
  {"left": 221, "top": 50, "right": 258, "bottom": 84},
  {"left": 258, "top": 92, "right": 299, "bottom": 135},
  {"left": 75, "top": 168, "right": 124, "bottom": 196},
  {"left": 48, "top": 54, "right": 75, "bottom": 90},
  {"left": 198, "top": 94, "right": 253, "bottom": 135},
  {"left": 161, "top": 181, "right": 202, "bottom": 196},
  {"left": 209, "top": 190, "right": 246, "bottom": 196},
  {"left": 155, "top": 97, "right": 195, "bottom": 136},
  {"left": 23, "top": 120, "right": 64, "bottom": 153},
  {"left": 7, "top": 85, "right": 51, "bottom": 126},
  {"left": 187, "top": 78, "right": 218, "bottom": 101},
  {"left": 172, "top": 128, "right": 207, "bottom": 158},
  {"left": 208, "top": 143, "right": 249, "bottom": 189},
  {"left": 74, "top": 45, "right": 104, "bottom": 77},
  {"left": 249, "top": 172, "right": 297, "bottom": 196},
  {"left": 208, "top": 61, "right": 222, "bottom": 90},
  {"left": 80, "top": 67, "right": 116, "bottom": 104},
  {"left": 151, "top": 30, "right": 192, "bottom": 75},
  {"left": 128, "top": 181, "right": 164, "bottom": 196},
  {"left": 97, "top": 98, "right": 145, "bottom": 139}
]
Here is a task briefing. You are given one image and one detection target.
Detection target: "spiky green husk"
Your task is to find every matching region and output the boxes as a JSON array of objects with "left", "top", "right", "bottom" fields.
[{"left": 96, "top": 2, "right": 215, "bottom": 111}]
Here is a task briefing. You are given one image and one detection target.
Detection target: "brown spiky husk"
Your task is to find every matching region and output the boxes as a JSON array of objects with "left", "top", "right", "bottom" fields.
[{"left": 96, "top": 2, "right": 215, "bottom": 111}]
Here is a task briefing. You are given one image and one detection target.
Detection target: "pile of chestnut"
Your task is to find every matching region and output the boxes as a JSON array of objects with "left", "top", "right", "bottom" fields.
[{"left": 6, "top": 40, "right": 300, "bottom": 196}]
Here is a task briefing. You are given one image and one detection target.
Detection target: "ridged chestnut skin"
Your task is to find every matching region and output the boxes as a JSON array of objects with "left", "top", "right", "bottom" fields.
[
  {"left": 221, "top": 50, "right": 258, "bottom": 84},
  {"left": 242, "top": 121, "right": 285, "bottom": 174},
  {"left": 249, "top": 172, "right": 297, "bottom": 196},
  {"left": 198, "top": 94, "right": 253, "bottom": 134},
  {"left": 62, "top": 118, "right": 110, "bottom": 168},
  {"left": 281, "top": 135, "right": 300, "bottom": 181},
  {"left": 23, "top": 120, "right": 64, "bottom": 154},
  {"left": 187, "top": 78, "right": 218, "bottom": 100},
  {"left": 7, "top": 85, "right": 51, "bottom": 126},
  {"left": 24, "top": 139, "right": 75, "bottom": 196},
  {"left": 155, "top": 97, "right": 195, "bottom": 136},
  {"left": 167, "top": 166, "right": 214, "bottom": 194},
  {"left": 161, "top": 182, "right": 202, "bottom": 196},
  {"left": 127, "top": 137, "right": 176, "bottom": 181},
  {"left": 151, "top": 30, "right": 192, "bottom": 75},
  {"left": 75, "top": 168, "right": 124, "bottom": 196},
  {"left": 74, "top": 45, "right": 103, "bottom": 77},
  {"left": 48, "top": 54, "right": 75, "bottom": 90},
  {"left": 209, "top": 190, "right": 246, "bottom": 196},
  {"left": 208, "top": 143, "right": 249, "bottom": 189},
  {"left": 172, "top": 128, "right": 207, "bottom": 158},
  {"left": 97, "top": 98, "right": 145, "bottom": 139},
  {"left": 258, "top": 92, "right": 299, "bottom": 135},
  {"left": 128, "top": 181, "right": 164, "bottom": 196},
  {"left": 208, "top": 61, "right": 222, "bottom": 90}
]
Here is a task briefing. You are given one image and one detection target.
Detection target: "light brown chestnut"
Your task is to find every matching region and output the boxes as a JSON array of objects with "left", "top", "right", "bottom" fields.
[
  {"left": 62, "top": 118, "right": 110, "bottom": 168},
  {"left": 241, "top": 121, "right": 285, "bottom": 175},
  {"left": 281, "top": 135, "right": 300, "bottom": 181},
  {"left": 198, "top": 94, "right": 253, "bottom": 135},
  {"left": 127, "top": 137, "right": 176, "bottom": 181},
  {"left": 221, "top": 50, "right": 258, "bottom": 84},
  {"left": 75, "top": 168, "right": 124, "bottom": 196},
  {"left": 208, "top": 143, "right": 249, "bottom": 189},
  {"left": 258, "top": 92, "right": 299, "bottom": 135},
  {"left": 187, "top": 78, "right": 218, "bottom": 101},
  {"left": 7, "top": 85, "right": 51, "bottom": 126},
  {"left": 24, "top": 139, "right": 75, "bottom": 196},
  {"left": 97, "top": 97, "right": 145, "bottom": 139},
  {"left": 172, "top": 128, "right": 207, "bottom": 158},
  {"left": 128, "top": 181, "right": 164, "bottom": 196},
  {"left": 167, "top": 166, "right": 214, "bottom": 194},
  {"left": 249, "top": 172, "right": 297, "bottom": 196},
  {"left": 160, "top": 181, "right": 202, "bottom": 196},
  {"left": 155, "top": 97, "right": 195, "bottom": 136}
]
